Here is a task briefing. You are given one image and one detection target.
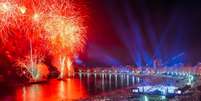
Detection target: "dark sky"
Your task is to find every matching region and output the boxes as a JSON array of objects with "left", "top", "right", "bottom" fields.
[{"left": 80, "top": 0, "right": 201, "bottom": 66}]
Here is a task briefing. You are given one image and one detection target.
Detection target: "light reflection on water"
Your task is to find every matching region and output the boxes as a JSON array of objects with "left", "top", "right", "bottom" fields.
[
  {"left": 15, "top": 79, "right": 88, "bottom": 101},
  {"left": 1, "top": 75, "right": 140, "bottom": 101}
]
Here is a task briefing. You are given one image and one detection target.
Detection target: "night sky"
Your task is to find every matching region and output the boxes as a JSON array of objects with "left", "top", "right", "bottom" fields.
[{"left": 80, "top": 0, "right": 201, "bottom": 66}]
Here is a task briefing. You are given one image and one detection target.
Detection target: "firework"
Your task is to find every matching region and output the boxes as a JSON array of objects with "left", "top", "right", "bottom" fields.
[
  {"left": 40, "top": 0, "right": 86, "bottom": 79},
  {"left": 0, "top": 0, "right": 87, "bottom": 81},
  {"left": 15, "top": 53, "right": 49, "bottom": 82},
  {"left": 15, "top": 40, "right": 49, "bottom": 82}
]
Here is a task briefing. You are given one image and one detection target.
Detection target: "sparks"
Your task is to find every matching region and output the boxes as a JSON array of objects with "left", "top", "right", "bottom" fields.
[
  {"left": 18, "top": 6, "right": 26, "bottom": 14},
  {"left": 0, "top": 2, "right": 12, "bottom": 13}
]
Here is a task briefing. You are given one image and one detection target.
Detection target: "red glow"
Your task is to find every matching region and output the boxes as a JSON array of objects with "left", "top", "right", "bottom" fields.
[{"left": 0, "top": 0, "right": 87, "bottom": 80}]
